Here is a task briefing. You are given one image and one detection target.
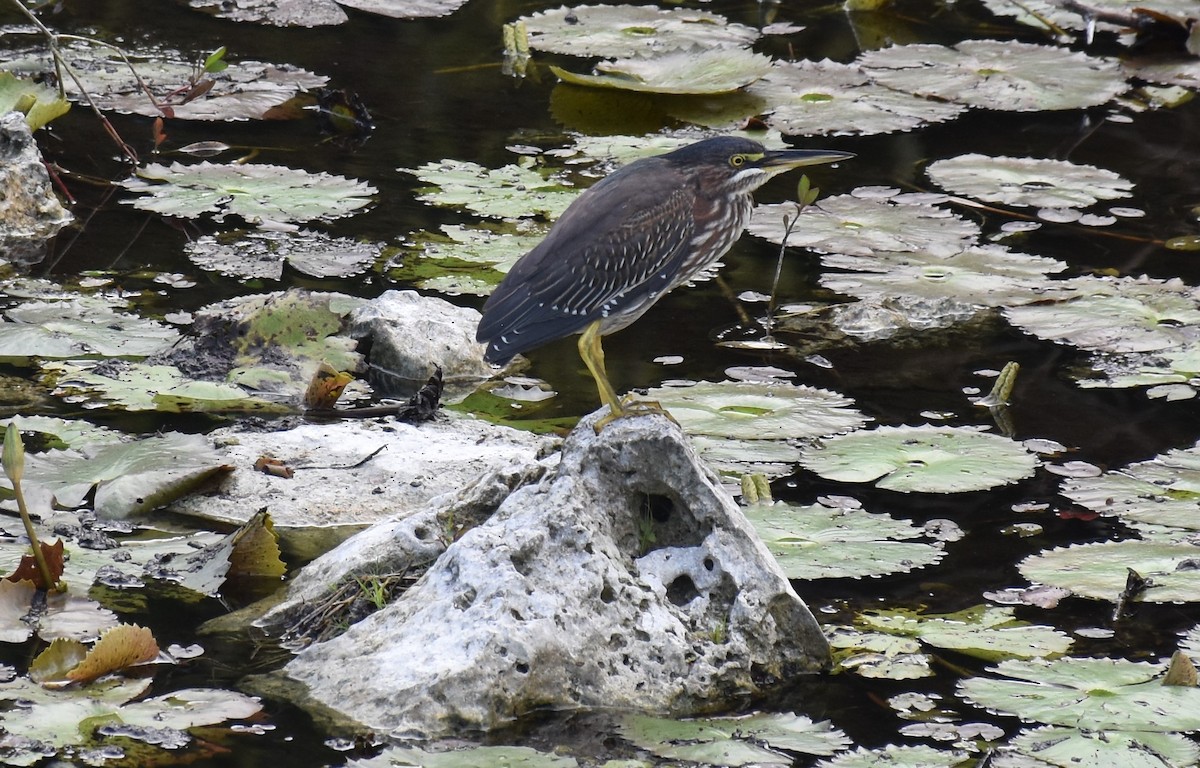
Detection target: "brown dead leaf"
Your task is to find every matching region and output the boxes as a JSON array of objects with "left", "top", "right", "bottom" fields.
[
  {"left": 65, "top": 624, "right": 160, "bottom": 683},
  {"left": 5, "top": 539, "right": 64, "bottom": 589},
  {"left": 303, "top": 362, "right": 354, "bottom": 410}
]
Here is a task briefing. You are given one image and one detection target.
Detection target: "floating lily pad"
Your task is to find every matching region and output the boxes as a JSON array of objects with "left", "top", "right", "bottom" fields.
[
  {"left": 187, "top": 0, "right": 348, "bottom": 26},
  {"left": 568, "top": 129, "right": 790, "bottom": 167},
  {"left": 121, "top": 162, "right": 375, "bottom": 225},
  {"left": 403, "top": 159, "right": 578, "bottom": 220},
  {"left": 348, "top": 744, "right": 578, "bottom": 767},
  {"left": 390, "top": 224, "right": 547, "bottom": 296},
  {"left": 826, "top": 625, "right": 932, "bottom": 679},
  {"left": 519, "top": 5, "right": 759, "bottom": 58},
  {"left": 0, "top": 415, "right": 123, "bottom": 450},
  {"left": 186, "top": 230, "right": 383, "bottom": 279},
  {"left": 0, "top": 43, "right": 326, "bottom": 120},
  {"left": 1004, "top": 276, "right": 1200, "bottom": 354},
  {"left": 617, "top": 712, "right": 850, "bottom": 765},
  {"left": 1019, "top": 538, "right": 1200, "bottom": 603},
  {"left": 0, "top": 295, "right": 179, "bottom": 362},
  {"left": 1077, "top": 343, "right": 1200, "bottom": 398},
  {"left": 552, "top": 47, "right": 773, "bottom": 94},
  {"left": 857, "top": 605, "right": 1073, "bottom": 661},
  {"left": 5, "top": 432, "right": 230, "bottom": 518},
  {"left": 999, "top": 725, "right": 1200, "bottom": 768},
  {"left": 750, "top": 59, "right": 965, "bottom": 137},
  {"left": 927, "top": 154, "right": 1133, "bottom": 209},
  {"left": 43, "top": 361, "right": 290, "bottom": 413},
  {"left": 750, "top": 191, "right": 981, "bottom": 259},
  {"left": 860, "top": 40, "right": 1126, "bottom": 111},
  {"left": 799, "top": 425, "right": 1039, "bottom": 493},
  {"left": 820, "top": 245, "right": 1067, "bottom": 309},
  {"left": 744, "top": 499, "right": 944, "bottom": 579},
  {"left": 959, "top": 657, "right": 1200, "bottom": 732},
  {"left": 0, "top": 71, "right": 70, "bottom": 131},
  {"left": 644, "top": 380, "right": 869, "bottom": 441},
  {"left": 817, "top": 745, "right": 968, "bottom": 768},
  {"left": 1058, "top": 442, "right": 1200, "bottom": 530}
]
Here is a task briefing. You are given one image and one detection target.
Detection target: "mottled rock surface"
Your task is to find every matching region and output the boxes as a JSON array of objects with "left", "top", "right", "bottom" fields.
[{"left": 0, "top": 112, "right": 72, "bottom": 264}]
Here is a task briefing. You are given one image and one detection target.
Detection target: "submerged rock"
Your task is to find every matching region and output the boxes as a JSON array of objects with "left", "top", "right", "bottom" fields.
[
  {"left": 0, "top": 112, "right": 72, "bottom": 265},
  {"left": 273, "top": 408, "right": 829, "bottom": 737}
]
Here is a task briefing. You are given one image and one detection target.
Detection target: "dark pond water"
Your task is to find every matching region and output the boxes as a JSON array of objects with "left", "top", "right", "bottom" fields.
[{"left": 4, "top": 0, "right": 1200, "bottom": 764}]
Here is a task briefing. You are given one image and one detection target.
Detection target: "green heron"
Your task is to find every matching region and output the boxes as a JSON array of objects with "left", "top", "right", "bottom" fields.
[{"left": 477, "top": 136, "right": 852, "bottom": 429}]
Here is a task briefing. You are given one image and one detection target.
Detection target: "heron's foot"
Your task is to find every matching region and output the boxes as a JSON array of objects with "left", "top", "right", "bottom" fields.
[{"left": 593, "top": 397, "right": 678, "bottom": 433}]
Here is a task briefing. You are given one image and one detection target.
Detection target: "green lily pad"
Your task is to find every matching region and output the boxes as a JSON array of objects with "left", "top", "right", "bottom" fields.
[
  {"left": 1004, "top": 276, "right": 1200, "bottom": 354},
  {"left": 2, "top": 432, "right": 230, "bottom": 518},
  {"left": 348, "top": 744, "right": 578, "bottom": 767},
  {"left": 1058, "top": 441, "right": 1200, "bottom": 529},
  {"left": 817, "top": 745, "right": 968, "bottom": 768},
  {"left": 858, "top": 605, "right": 1073, "bottom": 661},
  {"left": 43, "top": 361, "right": 290, "bottom": 413},
  {"left": 799, "top": 425, "right": 1039, "bottom": 493},
  {"left": 820, "top": 245, "right": 1067, "bottom": 309},
  {"left": 617, "top": 712, "right": 850, "bottom": 765},
  {"left": 551, "top": 48, "right": 773, "bottom": 94},
  {"left": 390, "top": 224, "right": 547, "bottom": 296},
  {"left": 1019, "top": 538, "right": 1200, "bottom": 603},
  {"left": 0, "top": 71, "right": 70, "bottom": 131},
  {"left": 519, "top": 5, "right": 759, "bottom": 58},
  {"left": 644, "top": 380, "right": 869, "bottom": 441},
  {"left": 0, "top": 295, "right": 179, "bottom": 362},
  {"left": 826, "top": 625, "right": 931, "bottom": 679},
  {"left": 958, "top": 657, "right": 1200, "bottom": 732},
  {"left": 186, "top": 229, "right": 383, "bottom": 279},
  {"left": 403, "top": 159, "right": 578, "bottom": 220},
  {"left": 1000, "top": 726, "right": 1200, "bottom": 768},
  {"left": 0, "top": 415, "right": 123, "bottom": 450},
  {"left": 750, "top": 59, "right": 965, "bottom": 137},
  {"left": 744, "top": 499, "right": 945, "bottom": 579},
  {"left": 0, "top": 43, "right": 326, "bottom": 120},
  {"left": 750, "top": 191, "right": 981, "bottom": 259},
  {"left": 121, "top": 162, "right": 376, "bottom": 225},
  {"left": 926, "top": 154, "right": 1134, "bottom": 209},
  {"left": 860, "top": 40, "right": 1126, "bottom": 111}
]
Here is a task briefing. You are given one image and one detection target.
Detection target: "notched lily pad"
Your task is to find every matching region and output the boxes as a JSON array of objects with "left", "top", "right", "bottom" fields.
[
  {"left": 389, "top": 223, "right": 547, "bottom": 296},
  {"left": 1019, "top": 537, "right": 1200, "bottom": 603},
  {"left": 799, "top": 424, "right": 1039, "bottom": 493},
  {"left": 927, "top": 154, "right": 1134, "bottom": 209},
  {"left": 551, "top": 47, "right": 773, "bottom": 94},
  {"left": 121, "top": 162, "right": 376, "bottom": 225},
  {"left": 0, "top": 295, "right": 179, "bottom": 363},
  {"left": 617, "top": 711, "right": 850, "bottom": 765},
  {"left": 999, "top": 725, "right": 1200, "bottom": 768},
  {"left": 1059, "top": 441, "right": 1200, "bottom": 530},
  {"left": 43, "top": 361, "right": 290, "bottom": 413},
  {"left": 860, "top": 40, "right": 1126, "bottom": 111},
  {"left": 959, "top": 656, "right": 1200, "bottom": 732},
  {"left": 817, "top": 744, "right": 968, "bottom": 767},
  {"left": 403, "top": 159, "right": 578, "bottom": 220},
  {"left": 348, "top": 744, "right": 579, "bottom": 767},
  {"left": 186, "top": 229, "right": 384, "bottom": 280},
  {"left": 744, "top": 499, "right": 944, "bottom": 579},
  {"left": 857, "top": 605, "right": 1073, "bottom": 661},
  {"left": 519, "top": 5, "right": 759, "bottom": 58}
]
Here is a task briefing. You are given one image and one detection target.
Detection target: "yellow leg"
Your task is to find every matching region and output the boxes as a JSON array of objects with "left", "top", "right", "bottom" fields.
[{"left": 578, "top": 320, "right": 675, "bottom": 433}]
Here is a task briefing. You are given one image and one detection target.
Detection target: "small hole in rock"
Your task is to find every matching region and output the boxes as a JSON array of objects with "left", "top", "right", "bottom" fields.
[
  {"left": 600, "top": 583, "right": 616, "bottom": 603},
  {"left": 413, "top": 526, "right": 429, "bottom": 540},
  {"left": 644, "top": 494, "right": 674, "bottom": 523},
  {"left": 666, "top": 574, "right": 700, "bottom": 606},
  {"left": 515, "top": 662, "right": 529, "bottom": 674},
  {"left": 703, "top": 557, "right": 715, "bottom": 571}
]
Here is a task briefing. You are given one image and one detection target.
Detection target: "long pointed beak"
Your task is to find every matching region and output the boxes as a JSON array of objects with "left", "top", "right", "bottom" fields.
[{"left": 758, "top": 148, "right": 854, "bottom": 174}]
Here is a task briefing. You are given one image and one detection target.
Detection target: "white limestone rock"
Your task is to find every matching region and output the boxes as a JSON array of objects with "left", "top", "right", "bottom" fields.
[
  {"left": 278, "top": 408, "right": 829, "bottom": 737},
  {"left": 0, "top": 112, "right": 72, "bottom": 265}
]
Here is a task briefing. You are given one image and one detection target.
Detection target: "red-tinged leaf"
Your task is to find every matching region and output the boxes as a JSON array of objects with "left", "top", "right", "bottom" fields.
[{"left": 5, "top": 539, "right": 65, "bottom": 589}]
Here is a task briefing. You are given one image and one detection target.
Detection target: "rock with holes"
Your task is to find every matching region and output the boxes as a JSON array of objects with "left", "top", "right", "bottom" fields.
[{"left": 276, "top": 408, "right": 829, "bottom": 737}]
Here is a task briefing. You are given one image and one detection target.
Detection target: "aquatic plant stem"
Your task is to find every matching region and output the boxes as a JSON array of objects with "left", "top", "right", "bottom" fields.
[{"left": 3, "top": 424, "right": 60, "bottom": 592}]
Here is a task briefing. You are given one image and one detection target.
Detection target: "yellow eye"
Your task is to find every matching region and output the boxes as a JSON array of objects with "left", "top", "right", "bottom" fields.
[{"left": 729, "top": 154, "right": 745, "bottom": 168}]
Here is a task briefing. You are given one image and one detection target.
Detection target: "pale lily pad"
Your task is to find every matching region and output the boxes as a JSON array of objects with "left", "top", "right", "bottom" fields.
[
  {"left": 1059, "top": 441, "right": 1200, "bottom": 530},
  {"left": 858, "top": 605, "right": 1073, "bottom": 661},
  {"left": 927, "top": 154, "right": 1134, "bottom": 209},
  {"left": 959, "top": 657, "right": 1200, "bottom": 732},
  {"left": 643, "top": 380, "right": 869, "bottom": 441},
  {"left": 551, "top": 48, "right": 773, "bottom": 94},
  {"left": 348, "top": 744, "right": 578, "bottom": 767},
  {"left": 0, "top": 295, "right": 179, "bottom": 362},
  {"left": 860, "top": 40, "right": 1126, "bottom": 111},
  {"left": 997, "top": 726, "right": 1200, "bottom": 768},
  {"left": 188, "top": 0, "right": 348, "bottom": 26},
  {"left": 1077, "top": 343, "right": 1200, "bottom": 396},
  {"left": 390, "top": 224, "right": 547, "bottom": 296},
  {"left": 744, "top": 499, "right": 944, "bottom": 579},
  {"left": 1019, "top": 539, "right": 1200, "bottom": 603},
  {"left": 750, "top": 59, "right": 965, "bottom": 137},
  {"left": 0, "top": 71, "right": 70, "bottom": 131},
  {"left": 186, "top": 230, "right": 383, "bottom": 279},
  {"left": 3, "top": 432, "right": 230, "bottom": 518},
  {"left": 519, "top": 5, "right": 759, "bottom": 58},
  {"left": 336, "top": 0, "right": 470, "bottom": 18},
  {"left": 618, "top": 712, "right": 850, "bottom": 765},
  {"left": 820, "top": 245, "right": 1067, "bottom": 309},
  {"left": 121, "top": 162, "right": 376, "bottom": 225},
  {"left": 749, "top": 191, "right": 981, "bottom": 259},
  {"left": 979, "top": 0, "right": 1200, "bottom": 35},
  {"left": 799, "top": 425, "right": 1039, "bottom": 493},
  {"left": 827, "top": 625, "right": 932, "bottom": 679},
  {"left": 43, "top": 361, "right": 289, "bottom": 413},
  {"left": 1004, "top": 276, "right": 1200, "bottom": 354},
  {"left": 817, "top": 745, "right": 968, "bottom": 768},
  {"left": 0, "top": 415, "right": 123, "bottom": 450},
  {"left": 0, "top": 43, "right": 326, "bottom": 120},
  {"left": 403, "top": 159, "right": 578, "bottom": 220}
]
